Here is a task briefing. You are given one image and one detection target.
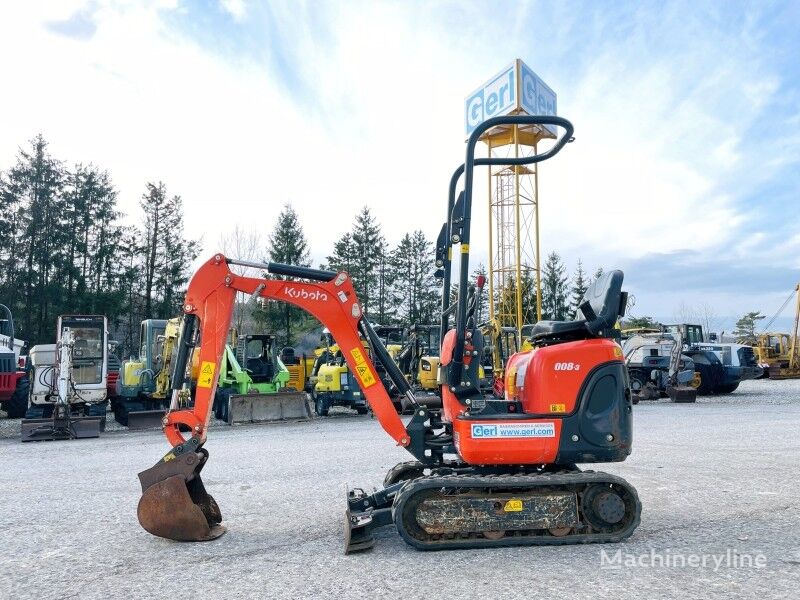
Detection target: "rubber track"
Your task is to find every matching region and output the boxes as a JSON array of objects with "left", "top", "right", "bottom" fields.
[{"left": 392, "top": 470, "right": 641, "bottom": 551}]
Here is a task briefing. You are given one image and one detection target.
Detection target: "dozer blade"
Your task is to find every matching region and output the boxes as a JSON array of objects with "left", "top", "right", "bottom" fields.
[
  {"left": 137, "top": 444, "right": 226, "bottom": 542},
  {"left": 126, "top": 409, "right": 166, "bottom": 430},
  {"left": 21, "top": 415, "right": 102, "bottom": 442},
  {"left": 226, "top": 390, "right": 311, "bottom": 425}
]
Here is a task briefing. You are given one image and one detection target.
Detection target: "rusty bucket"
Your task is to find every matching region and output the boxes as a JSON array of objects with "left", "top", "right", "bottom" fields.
[{"left": 137, "top": 445, "right": 226, "bottom": 541}]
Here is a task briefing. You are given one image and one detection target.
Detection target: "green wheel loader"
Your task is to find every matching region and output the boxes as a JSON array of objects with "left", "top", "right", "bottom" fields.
[{"left": 213, "top": 333, "right": 311, "bottom": 424}]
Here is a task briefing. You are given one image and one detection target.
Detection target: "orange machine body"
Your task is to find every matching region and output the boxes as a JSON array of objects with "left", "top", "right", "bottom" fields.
[{"left": 443, "top": 337, "right": 625, "bottom": 466}]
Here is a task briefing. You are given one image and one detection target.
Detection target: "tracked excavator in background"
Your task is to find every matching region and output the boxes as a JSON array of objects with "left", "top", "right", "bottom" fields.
[{"left": 136, "top": 115, "right": 641, "bottom": 552}]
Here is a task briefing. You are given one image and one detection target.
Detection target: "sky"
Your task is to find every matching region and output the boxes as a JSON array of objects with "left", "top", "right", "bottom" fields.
[{"left": 0, "top": 0, "right": 798, "bottom": 332}]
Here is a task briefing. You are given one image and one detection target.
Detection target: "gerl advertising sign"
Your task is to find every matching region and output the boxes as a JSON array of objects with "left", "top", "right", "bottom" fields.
[{"left": 464, "top": 59, "right": 557, "bottom": 137}]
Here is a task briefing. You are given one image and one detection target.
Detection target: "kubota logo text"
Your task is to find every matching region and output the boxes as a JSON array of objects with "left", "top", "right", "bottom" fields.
[{"left": 284, "top": 287, "right": 328, "bottom": 302}]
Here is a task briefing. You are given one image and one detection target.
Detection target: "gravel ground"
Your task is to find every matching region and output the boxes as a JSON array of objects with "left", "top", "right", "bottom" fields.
[{"left": 1, "top": 378, "right": 798, "bottom": 600}]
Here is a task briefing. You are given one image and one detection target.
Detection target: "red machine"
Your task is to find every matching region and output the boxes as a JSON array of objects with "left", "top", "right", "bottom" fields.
[
  {"left": 0, "top": 303, "right": 27, "bottom": 419},
  {"left": 137, "top": 115, "right": 641, "bottom": 551}
]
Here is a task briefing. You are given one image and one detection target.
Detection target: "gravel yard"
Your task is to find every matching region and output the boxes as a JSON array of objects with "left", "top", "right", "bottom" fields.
[{"left": 1, "top": 378, "right": 798, "bottom": 599}]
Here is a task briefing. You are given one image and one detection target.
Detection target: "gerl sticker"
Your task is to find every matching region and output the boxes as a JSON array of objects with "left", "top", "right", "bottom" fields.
[
  {"left": 471, "top": 422, "right": 555, "bottom": 438},
  {"left": 197, "top": 361, "right": 216, "bottom": 388}
]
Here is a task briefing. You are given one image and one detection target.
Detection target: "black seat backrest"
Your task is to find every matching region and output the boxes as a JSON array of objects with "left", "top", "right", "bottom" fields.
[
  {"left": 73, "top": 338, "right": 89, "bottom": 358},
  {"left": 574, "top": 270, "right": 627, "bottom": 335},
  {"left": 280, "top": 347, "right": 298, "bottom": 365}
]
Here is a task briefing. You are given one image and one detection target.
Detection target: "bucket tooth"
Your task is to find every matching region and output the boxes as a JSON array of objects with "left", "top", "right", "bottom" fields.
[{"left": 137, "top": 446, "right": 225, "bottom": 542}]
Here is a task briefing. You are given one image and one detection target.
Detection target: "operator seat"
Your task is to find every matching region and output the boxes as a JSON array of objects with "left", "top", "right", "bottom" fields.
[
  {"left": 280, "top": 347, "right": 299, "bottom": 365},
  {"left": 73, "top": 338, "right": 89, "bottom": 358},
  {"left": 246, "top": 356, "right": 275, "bottom": 381},
  {"left": 528, "top": 270, "right": 627, "bottom": 343}
]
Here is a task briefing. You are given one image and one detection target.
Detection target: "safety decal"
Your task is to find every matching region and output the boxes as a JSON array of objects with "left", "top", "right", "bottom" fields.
[
  {"left": 549, "top": 403, "right": 566, "bottom": 412},
  {"left": 350, "top": 348, "right": 376, "bottom": 388},
  {"left": 197, "top": 361, "right": 216, "bottom": 388},
  {"left": 504, "top": 499, "right": 523, "bottom": 512}
]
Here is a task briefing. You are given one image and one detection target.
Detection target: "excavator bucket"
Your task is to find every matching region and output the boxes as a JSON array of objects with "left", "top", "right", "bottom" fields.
[
  {"left": 667, "top": 385, "right": 697, "bottom": 403},
  {"left": 224, "top": 390, "right": 311, "bottom": 424},
  {"left": 137, "top": 445, "right": 226, "bottom": 541}
]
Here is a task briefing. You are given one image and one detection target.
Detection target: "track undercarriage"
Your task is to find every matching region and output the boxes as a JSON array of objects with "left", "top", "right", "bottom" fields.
[{"left": 345, "top": 461, "right": 641, "bottom": 552}]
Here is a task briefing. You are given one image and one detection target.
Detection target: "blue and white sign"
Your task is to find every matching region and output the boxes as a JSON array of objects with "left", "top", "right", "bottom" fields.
[
  {"left": 471, "top": 422, "right": 556, "bottom": 439},
  {"left": 519, "top": 61, "right": 557, "bottom": 135},
  {"left": 465, "top": 63, "right": 517, "bottom": 137},
  {"left": 464, "top": 59, "right": 557, "bottom": 137}
]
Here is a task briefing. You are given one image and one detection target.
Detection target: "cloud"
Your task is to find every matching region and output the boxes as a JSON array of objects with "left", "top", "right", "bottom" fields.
[
  {"left": 45, "top": 2, "right": 98, "bottom": 40},
  {"left": 0, "top": 0, "right": 797, "bottom": 323},
  {"left": 219, "top": 0, "right": 247, "bottom": 22}
]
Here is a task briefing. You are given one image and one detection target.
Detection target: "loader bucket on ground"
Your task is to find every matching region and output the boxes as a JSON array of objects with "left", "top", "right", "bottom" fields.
[
  {"left": 137, "top": 447, "right": 226, "bottom": 541},
  {"left": 225, "top": 390, "right": 311, "bottom": 424},
  {"left": 667, "top": 385, "right": 697, "bottom": 403},
  {"left": 126, "top": 409, "right": 166, "bottom": 430}
]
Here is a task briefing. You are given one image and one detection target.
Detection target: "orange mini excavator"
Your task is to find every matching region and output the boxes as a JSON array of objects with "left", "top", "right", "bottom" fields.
[{"left": 137, "top": 115, "right": 641, "bottom": 551}]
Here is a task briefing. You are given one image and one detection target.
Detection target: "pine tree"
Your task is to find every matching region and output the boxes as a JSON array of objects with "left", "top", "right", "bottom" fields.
[
  {"left": 540, "top": 251, "right": 569, "bottom": 321},
  {"left": 266, "top": 204, "right": 311, "bottom": 345},
  {"left": 623, "top": 316, "right": 661, "bottom": 329},
  {"left": 140, "top": 182, "right": 168, "bottom": 318},
  {"left": 732, "top": 311, "right": 765, "bottom": 344},
  {"left": 0, "top": 135, "right": 199, "bottom": 350},
  {"left": 140, "top": 182, "right": 200, "bottom": 320},
  {"left": 3, "top": 134, "right": 66, "bottom": 341},
  {"left": 390, "top": 231, "right": 439, "bottom": 325},
  {"left": 349, "top": 207, "right": 385, "bottom": 317},
  {"left": 326, "top": 232, "right": 357, "bottom": 274},
  {"left": 569, "top": 259, "right": 588, "bottom": 319}
]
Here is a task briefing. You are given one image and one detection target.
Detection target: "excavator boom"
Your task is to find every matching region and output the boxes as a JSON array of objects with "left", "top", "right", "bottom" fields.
[{"left": 137, "top": 255, "right": 416, "bottom": 541}]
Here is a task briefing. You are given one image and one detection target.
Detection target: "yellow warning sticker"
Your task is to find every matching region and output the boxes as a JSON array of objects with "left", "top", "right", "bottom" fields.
[
  {"left": 613, "top": 346, "right": 622, "bottom": 357},
  {"left": 550, "top": 403, "right": 566, "bottom": 412},
  {"left": 504, "top": 499, "right": 523, "bottom": 512},
  {"left": 350, "top": 348, "right": 376, "bottom": 388},
  {"left": 460, "top": 243, "right": 470, "bottom": 254},
  {"left": 197, "top": 361, "right": 216, "bottom": 388},
  {"left": 355, "top": 364, "right": 376, "bottom": 388},
  {"left": 351, "top": 347, "right": 366, "bottom": 365}
]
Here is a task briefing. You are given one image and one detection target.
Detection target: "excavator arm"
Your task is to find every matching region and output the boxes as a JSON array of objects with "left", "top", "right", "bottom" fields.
[{"left": 137, "top": 254, "right": 418, "bottom": 541}]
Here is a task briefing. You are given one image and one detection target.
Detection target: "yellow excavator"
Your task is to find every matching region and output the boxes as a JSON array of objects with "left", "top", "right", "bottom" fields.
[{"left": 115, "top": 317, "right": 183, "bottom": 427}]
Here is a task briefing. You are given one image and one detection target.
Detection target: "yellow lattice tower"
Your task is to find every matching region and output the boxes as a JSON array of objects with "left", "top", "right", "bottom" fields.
[
  {"left": 484, "top": 122, "right": 554, "bottom": 340},
  {"left": 464, "top": 59, "right": 558, "bottom": 372}
]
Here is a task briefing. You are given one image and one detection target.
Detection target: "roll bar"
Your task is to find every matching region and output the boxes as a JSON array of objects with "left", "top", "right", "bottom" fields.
[{"left": 439, "top": 115, "right": 575, "bottom": 388}]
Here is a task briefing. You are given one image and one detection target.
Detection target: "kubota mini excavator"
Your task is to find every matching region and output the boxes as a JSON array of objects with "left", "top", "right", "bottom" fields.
[{"left": 136, "top": 115, "right": 641, "bottom": 551}]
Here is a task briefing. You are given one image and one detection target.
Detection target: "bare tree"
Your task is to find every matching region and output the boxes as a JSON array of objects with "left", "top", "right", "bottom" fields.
[
  {"left": 217, "top": 225, "right": 263, "bottom": 335},
  {"left": 672, "top": 301, "right": 722, "bottom": 338}
]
